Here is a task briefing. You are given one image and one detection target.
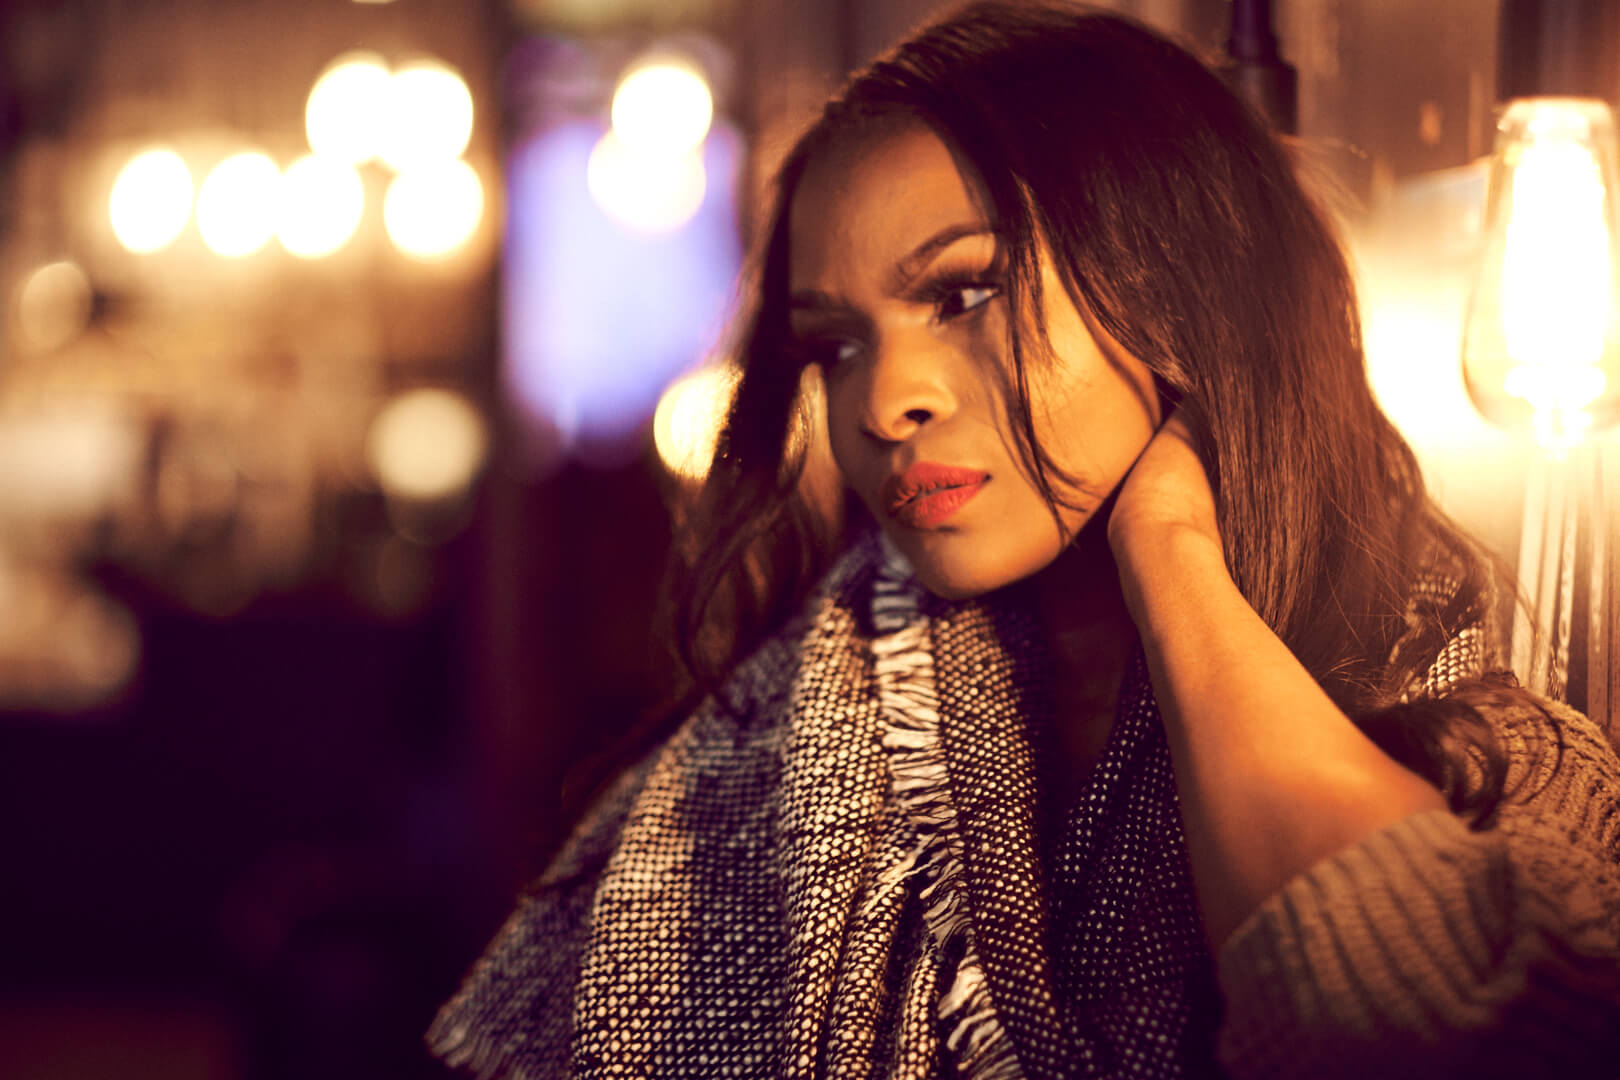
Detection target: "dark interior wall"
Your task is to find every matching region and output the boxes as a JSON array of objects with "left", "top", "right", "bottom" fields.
[
  {"left": 736, "top": 0, "right": 1497, "bottom": 214},
  {"left": 1283, "top": 0, "right": 1498, "bottom": 206}
]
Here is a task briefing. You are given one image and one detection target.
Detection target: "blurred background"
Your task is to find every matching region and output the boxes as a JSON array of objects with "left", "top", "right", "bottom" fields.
[{"left": 0, "top": 0, "right": 1614, "bottom": 1077}]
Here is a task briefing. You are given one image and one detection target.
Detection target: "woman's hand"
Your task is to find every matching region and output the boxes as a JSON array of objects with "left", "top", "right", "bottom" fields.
[{"left": 1106, "top": 412, "right": 1225, "bottom": 622}]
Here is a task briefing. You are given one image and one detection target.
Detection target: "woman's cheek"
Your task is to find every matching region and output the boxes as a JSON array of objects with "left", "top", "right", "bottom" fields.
[{"left": 824, "top": 391, "right": 871, "bottom": 499}]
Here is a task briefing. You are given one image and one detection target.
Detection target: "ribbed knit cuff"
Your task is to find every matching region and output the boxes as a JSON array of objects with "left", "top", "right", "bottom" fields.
[{"left": 1214, "top": 809, "right": 1502, "bottom": 1078}]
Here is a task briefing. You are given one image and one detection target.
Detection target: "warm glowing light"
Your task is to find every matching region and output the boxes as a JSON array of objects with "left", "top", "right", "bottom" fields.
[
  {"left": 383, "top": 160, "right": 484, "bottom": 258},
  {"left": 277, "top": 154, "right": 364, "bottom": 258},
  {"left": 587, "top": 130, "right": 706, "bottom": 233},
  {"left": 1504, "top": 364, "right": 1607, "bottom": 446},
  {"left": 109, "top": 149, "right": 193, "bottom": 254},
  {"left": 1503, "top": 362, "right": 1608, "bottom": 409},
  {"left": 653, "top": 364, "right": 736, "bottom": 480},
  {"left": 0, "top": 402, "right": 144, "bottom": 519},
  {"left": 1502, "top": 140, "right": 1610, "bottom": 366},
  {"left": 306, "top": 51, "right": 393, "bottom": 165},
  {"left": 611, "top": 58, "right": 713, "bottom": 154},
  {"left": 16, "top": 261, "right": 93, "bottom": 351},
  {"left": 0, "top": 563, "right": 140, "bottom": 710},
  {"left": 197, "top": 152, "right": 281, "bottom": 258},
  {"left": 59, "top": 589, "right": 141, "bottom": 704},
  {"left": 1462, "top": 97, "right": 1620, "bottom": 453},
  {"left": 380, "top": 60, "right": 474, "bottom": 171},
  {"left": 366, "top": 389, "right": 488, "bottom": 500}
]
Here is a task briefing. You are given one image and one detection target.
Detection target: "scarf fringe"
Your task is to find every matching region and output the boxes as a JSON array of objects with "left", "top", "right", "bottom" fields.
[
  {"left": 428, "top": 993, "right": 546, "bottom": 1080},
  {"left": 871, "top": 542, "right": 1029, "bottom": 1080}
]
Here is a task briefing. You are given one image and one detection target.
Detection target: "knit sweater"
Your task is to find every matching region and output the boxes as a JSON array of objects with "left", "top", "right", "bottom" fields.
[
  {"left": 1217, "top": 692, "right": 1620, "bottom": 1077},
  {"left": 430, "top": 537, "right": 1620, "bottom": 1079}
]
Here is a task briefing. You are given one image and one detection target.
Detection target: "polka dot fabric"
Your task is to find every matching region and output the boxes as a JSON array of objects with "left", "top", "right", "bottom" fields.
[{"left": 1047, "top": 652, "right": 1219, "bottom": 1076}]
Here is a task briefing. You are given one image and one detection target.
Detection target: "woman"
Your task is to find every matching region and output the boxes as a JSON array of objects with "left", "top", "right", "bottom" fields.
[{"left": 432, "top": 4, "right": 1620, "bottom": 1077}]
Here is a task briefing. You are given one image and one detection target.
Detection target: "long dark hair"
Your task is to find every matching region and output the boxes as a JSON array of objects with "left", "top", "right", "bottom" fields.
[{"left": 671, "top": 0, "right": 1529, "bottom": 822}]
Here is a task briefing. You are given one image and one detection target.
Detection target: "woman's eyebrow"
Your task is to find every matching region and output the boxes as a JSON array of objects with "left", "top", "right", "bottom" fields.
[
  {"left": 788, "top": 288, "right": 843, "bottom": 312},
  {"left": 890, "top": 223, "right": 996, "bottom": 291},
  {"left": 788, "top": 224, "right": 996, "bottom": 312}
]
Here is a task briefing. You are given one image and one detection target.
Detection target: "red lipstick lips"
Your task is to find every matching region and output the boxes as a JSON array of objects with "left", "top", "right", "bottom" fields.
[{"left": 881, "top": 463, "right": 990, "bottom": 529}]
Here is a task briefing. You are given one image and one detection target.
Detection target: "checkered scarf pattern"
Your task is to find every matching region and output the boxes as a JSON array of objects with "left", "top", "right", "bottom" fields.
[{"left": 429, "top": 534, "right": 1481, "bottom": 1079}]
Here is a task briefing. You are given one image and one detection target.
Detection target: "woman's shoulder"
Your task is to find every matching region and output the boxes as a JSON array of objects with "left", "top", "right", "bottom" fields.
[
  {"left": 713, "top": 532, "right": 887, "bottom": 710},
  {"left": 548, "top": 535, "right": 887, "bottom": 876}
]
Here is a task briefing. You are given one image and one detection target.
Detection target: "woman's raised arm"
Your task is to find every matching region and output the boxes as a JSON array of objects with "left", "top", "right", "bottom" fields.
[
  {"left": 1108, "top": 416, "right": 1620, "bottom": 1077},
  {"left": 1106, "top": 414, "right": 1448, "bottom": 944}
]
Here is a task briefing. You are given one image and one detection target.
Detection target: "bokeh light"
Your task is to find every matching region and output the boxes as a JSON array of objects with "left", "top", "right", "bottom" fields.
[
  {"left": 365, "top": 389, "right": 488, "bottom": 501},
  {"left": 504, "top": 120, "right": 743, "bottom": 458},
  {"left": 109, "top": 148, "right": 194, "bottom": 254},
  {"left": 277, "top": 154, "right": 365, "bottom": 258},
  {"left": 652, "top": 363, "right": 736, "bottom": 480},
  {"left": 197, "top": 152, "right": 281, "bottom": 258},
  {"left": 306, "top": 51, "right": 393, "bottom": 165},
  {"left": 586, "top": 131, "right": 706, "bottom": 233},
  {"left": 380, "top": 60, "right": 474, "bottom": 172},
  {"left": 0, "top": 562, "right": 141, "bottom": 710},
  {"left": 383, "top": 160, "right": 484, "bottom": 259},
  {"left": 0, "top": 400, "right": 144, "bottom": 520},
  {"left": 16, "top": 261, "right": 93, "bottom": 351},
  {"left": 611, "top": 58, "right": 713, "bottom": 154},
  {"left": 58, "top": 589, "right": 141, "bottom": 705}
]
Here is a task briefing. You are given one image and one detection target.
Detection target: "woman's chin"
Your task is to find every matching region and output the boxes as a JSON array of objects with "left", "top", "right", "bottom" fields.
[
  {"left": 916, "top": 575, "right": 994, "bottom": 602},
  {"left": 892, "top": 538, "right": 1051, "bottom": 602}
]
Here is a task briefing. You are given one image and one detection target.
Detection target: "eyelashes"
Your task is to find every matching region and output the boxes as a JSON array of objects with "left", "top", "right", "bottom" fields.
[
  {"left": 790, "top": 337, "right": 862, "bottom": 370},
  {"left": 789, "top": 273, "right": 1003, "bottom": 371},
  {"left": 920, "top": 277, "right": 1001, "bottom": 322}
]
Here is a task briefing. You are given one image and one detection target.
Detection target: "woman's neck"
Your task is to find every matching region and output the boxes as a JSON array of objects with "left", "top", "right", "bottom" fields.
[{"left": 1028, "top": 522, "right": 1138, "bottom": 787}]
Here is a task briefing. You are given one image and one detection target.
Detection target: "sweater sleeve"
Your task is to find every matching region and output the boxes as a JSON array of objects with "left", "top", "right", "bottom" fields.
[{"left": 1215, "top": 695, "right": 1620, "bottom": 1080}]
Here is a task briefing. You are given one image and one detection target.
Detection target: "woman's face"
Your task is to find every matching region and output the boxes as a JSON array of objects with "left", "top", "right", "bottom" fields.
[{"left": 787, "top": 123, "right": 1162, "bottom": 598}]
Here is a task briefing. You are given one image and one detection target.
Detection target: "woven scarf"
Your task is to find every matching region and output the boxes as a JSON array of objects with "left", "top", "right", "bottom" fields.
[{"left": 429, "top": 533, "right": 1481, "bottom": 1079}]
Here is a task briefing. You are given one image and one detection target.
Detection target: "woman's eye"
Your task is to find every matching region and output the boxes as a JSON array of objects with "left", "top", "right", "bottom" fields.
[
  {"left": 935, "top": 284, "right": 999, "bottom": 321},
  {"left": 797, "top": 338, "right": 861, "bottom": 370}
]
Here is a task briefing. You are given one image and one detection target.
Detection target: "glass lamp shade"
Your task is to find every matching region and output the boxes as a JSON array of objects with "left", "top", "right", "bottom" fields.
[{"left": 1462, "top": 97, "right": 1620, "bottom": 454}]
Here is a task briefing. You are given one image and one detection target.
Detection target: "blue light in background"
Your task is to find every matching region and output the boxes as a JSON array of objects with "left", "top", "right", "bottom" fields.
[{"left": 502, "top": 119, "right": 743, "bottom": 465}]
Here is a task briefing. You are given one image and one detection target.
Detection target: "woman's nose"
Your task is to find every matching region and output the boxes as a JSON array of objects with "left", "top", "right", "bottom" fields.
[{"left": 859, "top": 333, "right": 958, "bottom": 442}]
